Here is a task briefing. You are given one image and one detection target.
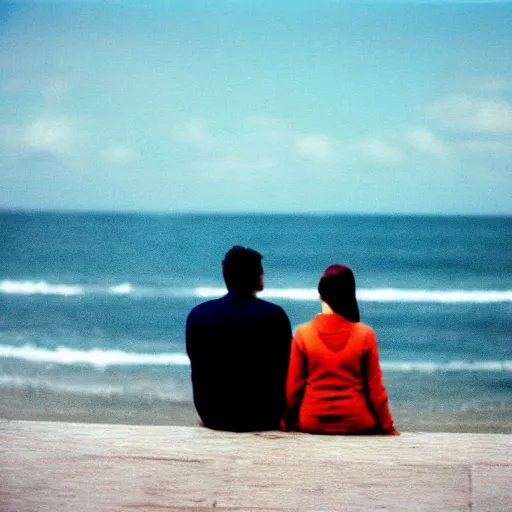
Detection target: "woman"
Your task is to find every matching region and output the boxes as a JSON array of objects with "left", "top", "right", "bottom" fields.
[{"left": 281, "top": 264, "right": 399, "bottom": 435}]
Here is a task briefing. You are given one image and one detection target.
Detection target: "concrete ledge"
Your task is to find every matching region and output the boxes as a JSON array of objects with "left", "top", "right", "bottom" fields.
[{"left": 1, "top": 420, "right": 511, "bottom": 511}]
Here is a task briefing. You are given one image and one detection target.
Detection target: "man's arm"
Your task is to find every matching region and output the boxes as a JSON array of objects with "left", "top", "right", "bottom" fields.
[
  {"left": 276, "top": 307, "right": 292, "bottom": 366},
  {"left": 280, "top": 331, "right": 307, "bottom": 431}
]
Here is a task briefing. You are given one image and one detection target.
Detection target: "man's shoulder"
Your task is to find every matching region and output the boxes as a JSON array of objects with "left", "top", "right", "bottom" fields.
[
  {"left": 187, "top": 294, "right": 289, "bottom": 326},
  {"left": 187, "top": 297, "right": 224, "bottom": 323},
  {"left": 253, "top": 297, "right": 289, "bottom": 317},
  {"left": 254, "top": 296, "right": 283, "bottom": 310}
]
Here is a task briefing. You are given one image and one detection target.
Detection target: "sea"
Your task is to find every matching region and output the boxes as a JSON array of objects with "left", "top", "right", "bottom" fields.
[{"left": 1, "top": 212, "right": 511, "bottom": 431}]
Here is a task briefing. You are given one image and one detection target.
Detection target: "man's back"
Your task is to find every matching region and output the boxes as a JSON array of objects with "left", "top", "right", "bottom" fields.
[{"left": 186, "top": 291, "right": 292, "bottom": 432}]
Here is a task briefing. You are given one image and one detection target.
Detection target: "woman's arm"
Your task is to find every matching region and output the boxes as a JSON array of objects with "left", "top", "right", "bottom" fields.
[
  {"left": 280, "top": 333, "right": 307, "bottom": 431},
  {"left": 362, "top": 328, "right": 399, "bottom": 435}
]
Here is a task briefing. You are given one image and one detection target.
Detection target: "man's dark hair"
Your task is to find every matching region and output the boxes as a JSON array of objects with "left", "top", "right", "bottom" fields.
[
  {"left": 318, "top": 264, "right": 360, "bottom": 322},
  {"left": 222, "top": 245, "right": 263, "bottom": 294}
]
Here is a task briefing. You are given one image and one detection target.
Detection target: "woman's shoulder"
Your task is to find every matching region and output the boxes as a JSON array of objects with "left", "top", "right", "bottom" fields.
[
  {"left": 353, "top": 322, "right": 377, "bottom": 348},
  {"left": 355, "top": 321, "right": 374, "bottom": 333},
  {"left": 294, "top": 320, "right": 314, "bottom": 337}
]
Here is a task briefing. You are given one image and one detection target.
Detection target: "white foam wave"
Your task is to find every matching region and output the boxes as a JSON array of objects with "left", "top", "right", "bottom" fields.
[
  {"left": 357, "top": 288, "right": 512, "bottom": 304},
  {"left": 0, "top": 375, "right": 190, "bottom": 401},
  {"left": 108, "top": 283, "right": 134, "bottom": 295},
  {"left": 381, "top": 361, "right": 512, "bottom": 372},
  {"left": 0, "top": 375, "right": 128, "bottom": 396},
  {"left": 0, "top": 344, "right": 511, "bottom": 372},
  {"left": 0, "top": 280, "right": 84, "bottom": 296},
  {"left": 198, "top": 286, "right": 512, "bottom": 304},
  {"left": 2, "top": 280, "right": 512, "bottom": 303},
  {"left": 0, "top": 344, "right": 190, "bottom": 369}
]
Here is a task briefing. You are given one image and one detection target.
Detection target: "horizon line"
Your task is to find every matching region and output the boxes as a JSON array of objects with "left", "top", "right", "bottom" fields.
[{"left": 1, "top": 207, "right": 511, "bottom": 218}]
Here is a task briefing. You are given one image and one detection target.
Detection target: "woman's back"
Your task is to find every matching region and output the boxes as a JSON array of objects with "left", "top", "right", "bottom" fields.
[{"left": 283, "top": 313, "right": 396, "bottom": 434}]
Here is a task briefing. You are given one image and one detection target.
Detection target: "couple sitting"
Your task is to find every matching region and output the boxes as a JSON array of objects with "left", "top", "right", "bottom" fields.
[{"left": 186, "top": 246, "right": 398, "bottom": 436}]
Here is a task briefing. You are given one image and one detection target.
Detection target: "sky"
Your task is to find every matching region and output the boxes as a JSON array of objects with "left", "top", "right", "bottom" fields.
[{"left": 1, "top": 1, "right": 511, "bottom": 214}]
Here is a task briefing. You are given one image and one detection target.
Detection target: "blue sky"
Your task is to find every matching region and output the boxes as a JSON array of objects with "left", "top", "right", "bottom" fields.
[{"left": 1, "top": 1, "right": 511, "bottom": 214}]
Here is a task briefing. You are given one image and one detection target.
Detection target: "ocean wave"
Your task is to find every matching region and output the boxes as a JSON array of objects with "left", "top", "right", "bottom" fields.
[
  {"left": 1, "top": 280, "right": 512, "bottom": 303},
  {"left": 199, "top": 287, "right": 512, "bottom": 303},
  {"left": 381, "top": 361, "right": 512, "bottom": 372},
  {"left": 1, "top": 344, "right": 511, "bottom": 372},
  {"left": 0, "top": 344, "right": 190, "bottom": 369},
  {"left": 0, "top": 375, "right": 190, "bottom": 402},
  {"left": 0, "top": 280, "right": 85, "bottom": 296}
]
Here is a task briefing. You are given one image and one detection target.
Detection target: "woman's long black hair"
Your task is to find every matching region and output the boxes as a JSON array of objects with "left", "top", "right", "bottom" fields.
[{"left": 318, "top": 264, "right": 360, "bottom": 322}]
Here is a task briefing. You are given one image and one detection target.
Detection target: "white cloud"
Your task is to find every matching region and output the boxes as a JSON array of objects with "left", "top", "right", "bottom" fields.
[
  {"left": 425, "top": 95, "right": 512, "bottom": 133},
  {"left": 25, "top": 118, "right": 73, "bottom": 153},
  {"left": 174, "top": 117, "right": 343, "bottom": 183},
  {"left": 360, "top": 137, "right": 404, "bottom": 165},
  {"left": 172, "top": 120, "right": 216, "bottom": 147},
  {"left": 407, "top": 127, "right": 448, "bottom": 157},
  {"left": 2, "top": 117, "right": 74, "bottom": 155},
  {"left": 455, "top": 139, "right": 512, "bottom": 159},
  {"left": 100, "top": 146, "right": 134, "bottom": 165},
  {"left": 295, "top": 134, "right": 338, "bottom": 162}
]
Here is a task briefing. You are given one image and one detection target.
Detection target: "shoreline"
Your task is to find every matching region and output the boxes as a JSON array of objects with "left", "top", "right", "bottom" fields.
[{"left": 2, "top": 389, "right": 512, "bottom": 433}]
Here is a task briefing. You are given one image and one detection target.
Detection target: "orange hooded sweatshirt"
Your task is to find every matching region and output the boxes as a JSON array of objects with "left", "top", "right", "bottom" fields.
[{"left": 281, "top": 313, "right": 397, "bottom": 435}]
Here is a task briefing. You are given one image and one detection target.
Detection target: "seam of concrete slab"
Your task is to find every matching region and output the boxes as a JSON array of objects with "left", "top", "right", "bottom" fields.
[{"left": 468, "top": 465, "right": 473, "bottom": 511}]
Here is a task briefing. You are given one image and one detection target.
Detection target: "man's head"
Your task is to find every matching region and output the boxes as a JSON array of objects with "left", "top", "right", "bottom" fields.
[{"left": 222, "top": 246, "right": 264, "bottom": 295}]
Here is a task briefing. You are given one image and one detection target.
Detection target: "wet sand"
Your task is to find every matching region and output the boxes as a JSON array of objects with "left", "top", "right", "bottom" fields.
[{"left": 2, "top": 388, "right": 512, "bottom": 433}]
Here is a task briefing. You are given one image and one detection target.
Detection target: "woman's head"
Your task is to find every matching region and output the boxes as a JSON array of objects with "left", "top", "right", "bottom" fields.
[{"left": 318, "top": 264, "right": 360, "bottom": 322}]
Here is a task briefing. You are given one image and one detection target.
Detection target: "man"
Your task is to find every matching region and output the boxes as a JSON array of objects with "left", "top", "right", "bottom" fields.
[{"left": 186, "top": 246, "right": 292, "bottom": 432}]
